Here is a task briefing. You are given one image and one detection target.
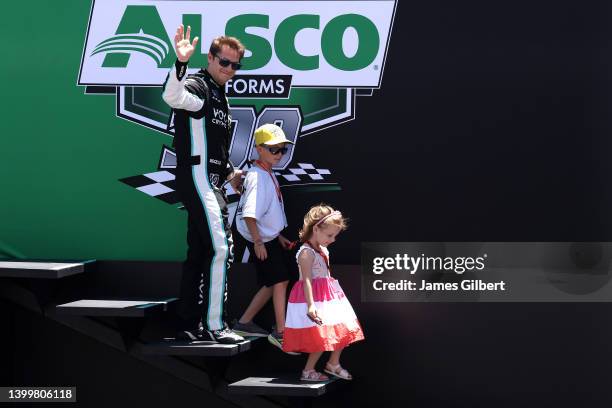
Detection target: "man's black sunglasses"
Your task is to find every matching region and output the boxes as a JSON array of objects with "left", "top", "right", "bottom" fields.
[
  {"left": 214, "top": 54, "right": 242, "bottom": 70},
  {"left": 264, "top": 146, "right": 289, "bottom": 155}
]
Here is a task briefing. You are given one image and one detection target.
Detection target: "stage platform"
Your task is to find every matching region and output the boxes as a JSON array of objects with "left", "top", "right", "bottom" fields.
[
  {"left": 135, "top": 336, "right": 260, "bottom": 357},
  {"left": 0, "top": 260, "right": 95, "bottom": 279},
  {"left": 228, "top": 375, "right": 339, "bottom": 397},
  {"left": 55, "top": 298, "right": 178, "bottom": 317}
]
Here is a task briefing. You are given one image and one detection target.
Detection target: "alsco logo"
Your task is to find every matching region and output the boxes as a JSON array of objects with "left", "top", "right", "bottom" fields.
[
  {"left": 78, "top": 0, "right": 396, "bottom": 87},
  {"left": 78, "top": 0, "right": 396, "bottom": 209},
  {"left": 91, "top": 31, "right": 171, "bottom": 67}
]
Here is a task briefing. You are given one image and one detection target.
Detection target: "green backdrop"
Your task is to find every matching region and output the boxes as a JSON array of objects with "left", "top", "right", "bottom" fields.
[{"left": 1, "top": 0, "right": 185, "bottom": 260}]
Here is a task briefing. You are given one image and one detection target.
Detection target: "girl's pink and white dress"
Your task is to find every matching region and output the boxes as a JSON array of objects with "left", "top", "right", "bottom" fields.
[{"left": 282, "top": 244, "right": 364, "bottom": 353}]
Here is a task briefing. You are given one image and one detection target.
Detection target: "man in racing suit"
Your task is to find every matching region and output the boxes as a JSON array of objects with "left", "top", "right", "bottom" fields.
[{"left": 162, "top": 24, "right": 244, "bottom": 343}]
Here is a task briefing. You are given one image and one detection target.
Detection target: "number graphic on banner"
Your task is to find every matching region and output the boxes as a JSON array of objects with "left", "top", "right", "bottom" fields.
[
  {"left": 228, "top": 107, "right": 301, "bottom": 170},
  {"left": 228, "top": 107, "right": 257, "bottom": 168}
]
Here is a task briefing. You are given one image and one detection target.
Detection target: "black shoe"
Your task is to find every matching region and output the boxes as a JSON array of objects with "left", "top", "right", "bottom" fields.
[
  {"left": 208, "top": 327, "right": 245, "bottom": 344},
  {"left": 268, "top": 329, "right": 300, "bottom": 355},
  {"left": 175, "top": 328, "right": 207, "bottom": 342},
  {"left": 231, "top": 318, "right": 269, "bottom": 337},
  {"left": 175, "top": 322, "right": 211, "bottom": 342}
]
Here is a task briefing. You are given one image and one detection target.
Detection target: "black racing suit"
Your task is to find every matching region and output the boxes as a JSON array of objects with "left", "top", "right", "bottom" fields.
[{"left": 162, "top": 59, "right": 234, "bottom": 331}]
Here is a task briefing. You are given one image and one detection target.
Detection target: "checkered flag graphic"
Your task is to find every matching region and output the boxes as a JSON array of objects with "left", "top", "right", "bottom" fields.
[
  {"left": 120, "top": 170, "right": 180, "bottom": 205},
  {"left": 120, "top": 147, "right": 335, "bottom": 206},
  {"left": 120, "top": 169, "right": 241, "bottom": 206},
  {"left": 275, "top": 163, "right": 331, "bottom": 182}
]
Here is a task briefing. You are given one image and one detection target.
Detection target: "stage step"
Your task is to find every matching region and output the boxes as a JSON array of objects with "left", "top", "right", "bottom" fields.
[
  {"left": 0, "top": 260, "right": 95, "bottom": 279},
  {"left": 136, "top": 336, "right": 259, "bottom": 357},
  {"left": 228, "top": 376, "right": 339, "bottom": 397},
  {"left": 55, "top": 298, "right": 178, "bottom": 317}
]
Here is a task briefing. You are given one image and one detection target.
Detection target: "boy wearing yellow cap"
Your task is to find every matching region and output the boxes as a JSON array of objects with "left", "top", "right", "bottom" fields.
[{"left": 233, "top": 124, "right": 298, "bottom": 353}]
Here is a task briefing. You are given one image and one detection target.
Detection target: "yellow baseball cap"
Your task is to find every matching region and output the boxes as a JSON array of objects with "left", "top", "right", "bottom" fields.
[{"left": 254, "top": 124, "right": 294, "bottom": 146}]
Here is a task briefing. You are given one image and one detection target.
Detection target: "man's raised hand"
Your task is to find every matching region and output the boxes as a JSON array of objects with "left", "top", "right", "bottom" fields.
[{"left": 174, "top": 24, "right": 199, "bottom": 63}]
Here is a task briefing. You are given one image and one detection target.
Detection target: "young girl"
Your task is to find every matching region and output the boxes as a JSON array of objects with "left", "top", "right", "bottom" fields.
[{"left": 282, "top": 204, "right": 365, "bottom": 381}]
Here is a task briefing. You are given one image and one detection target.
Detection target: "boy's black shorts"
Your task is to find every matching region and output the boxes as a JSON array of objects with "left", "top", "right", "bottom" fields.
[{"left": 246, "top": 237, "right": 298, "bottom": 287}]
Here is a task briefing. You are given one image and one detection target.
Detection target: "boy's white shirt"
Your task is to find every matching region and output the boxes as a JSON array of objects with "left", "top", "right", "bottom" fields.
[{"left": 236, "top": 165, "right": 288, "bottom": 243}]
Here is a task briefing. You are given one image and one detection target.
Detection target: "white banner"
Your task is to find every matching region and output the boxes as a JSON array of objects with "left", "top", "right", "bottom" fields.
[{"left": 78, "top": 0, "right": 396, "bottom": 87}]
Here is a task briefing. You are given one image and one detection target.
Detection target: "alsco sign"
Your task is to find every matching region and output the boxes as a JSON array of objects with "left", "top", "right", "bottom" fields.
[{"left": 78, "top": 0, "right": 396, "bottom": 87}]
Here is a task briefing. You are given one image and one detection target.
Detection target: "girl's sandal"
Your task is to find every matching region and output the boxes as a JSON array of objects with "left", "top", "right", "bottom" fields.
[
  {"left": 300, "top": 369, "right": 329, "bottom": 382},
  {"left": 324, "top": 363, "right": 352, "bottom": 380}
]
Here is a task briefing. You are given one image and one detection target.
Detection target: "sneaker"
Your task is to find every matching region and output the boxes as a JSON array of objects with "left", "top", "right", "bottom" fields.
[
  {"left": 208, "top": 327, "right": 245, "bottom": 344},
  {"left": 231, "top": 319, "right": 269, "bottom": 337},
  {"left": 268, "top": 329, "right": 300, "bottom": 355}
]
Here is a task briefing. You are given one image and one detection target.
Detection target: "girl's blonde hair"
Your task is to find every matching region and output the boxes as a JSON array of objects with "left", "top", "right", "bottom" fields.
[{"left": 298, "top": 203, "right": 348, "bottom": 242}]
